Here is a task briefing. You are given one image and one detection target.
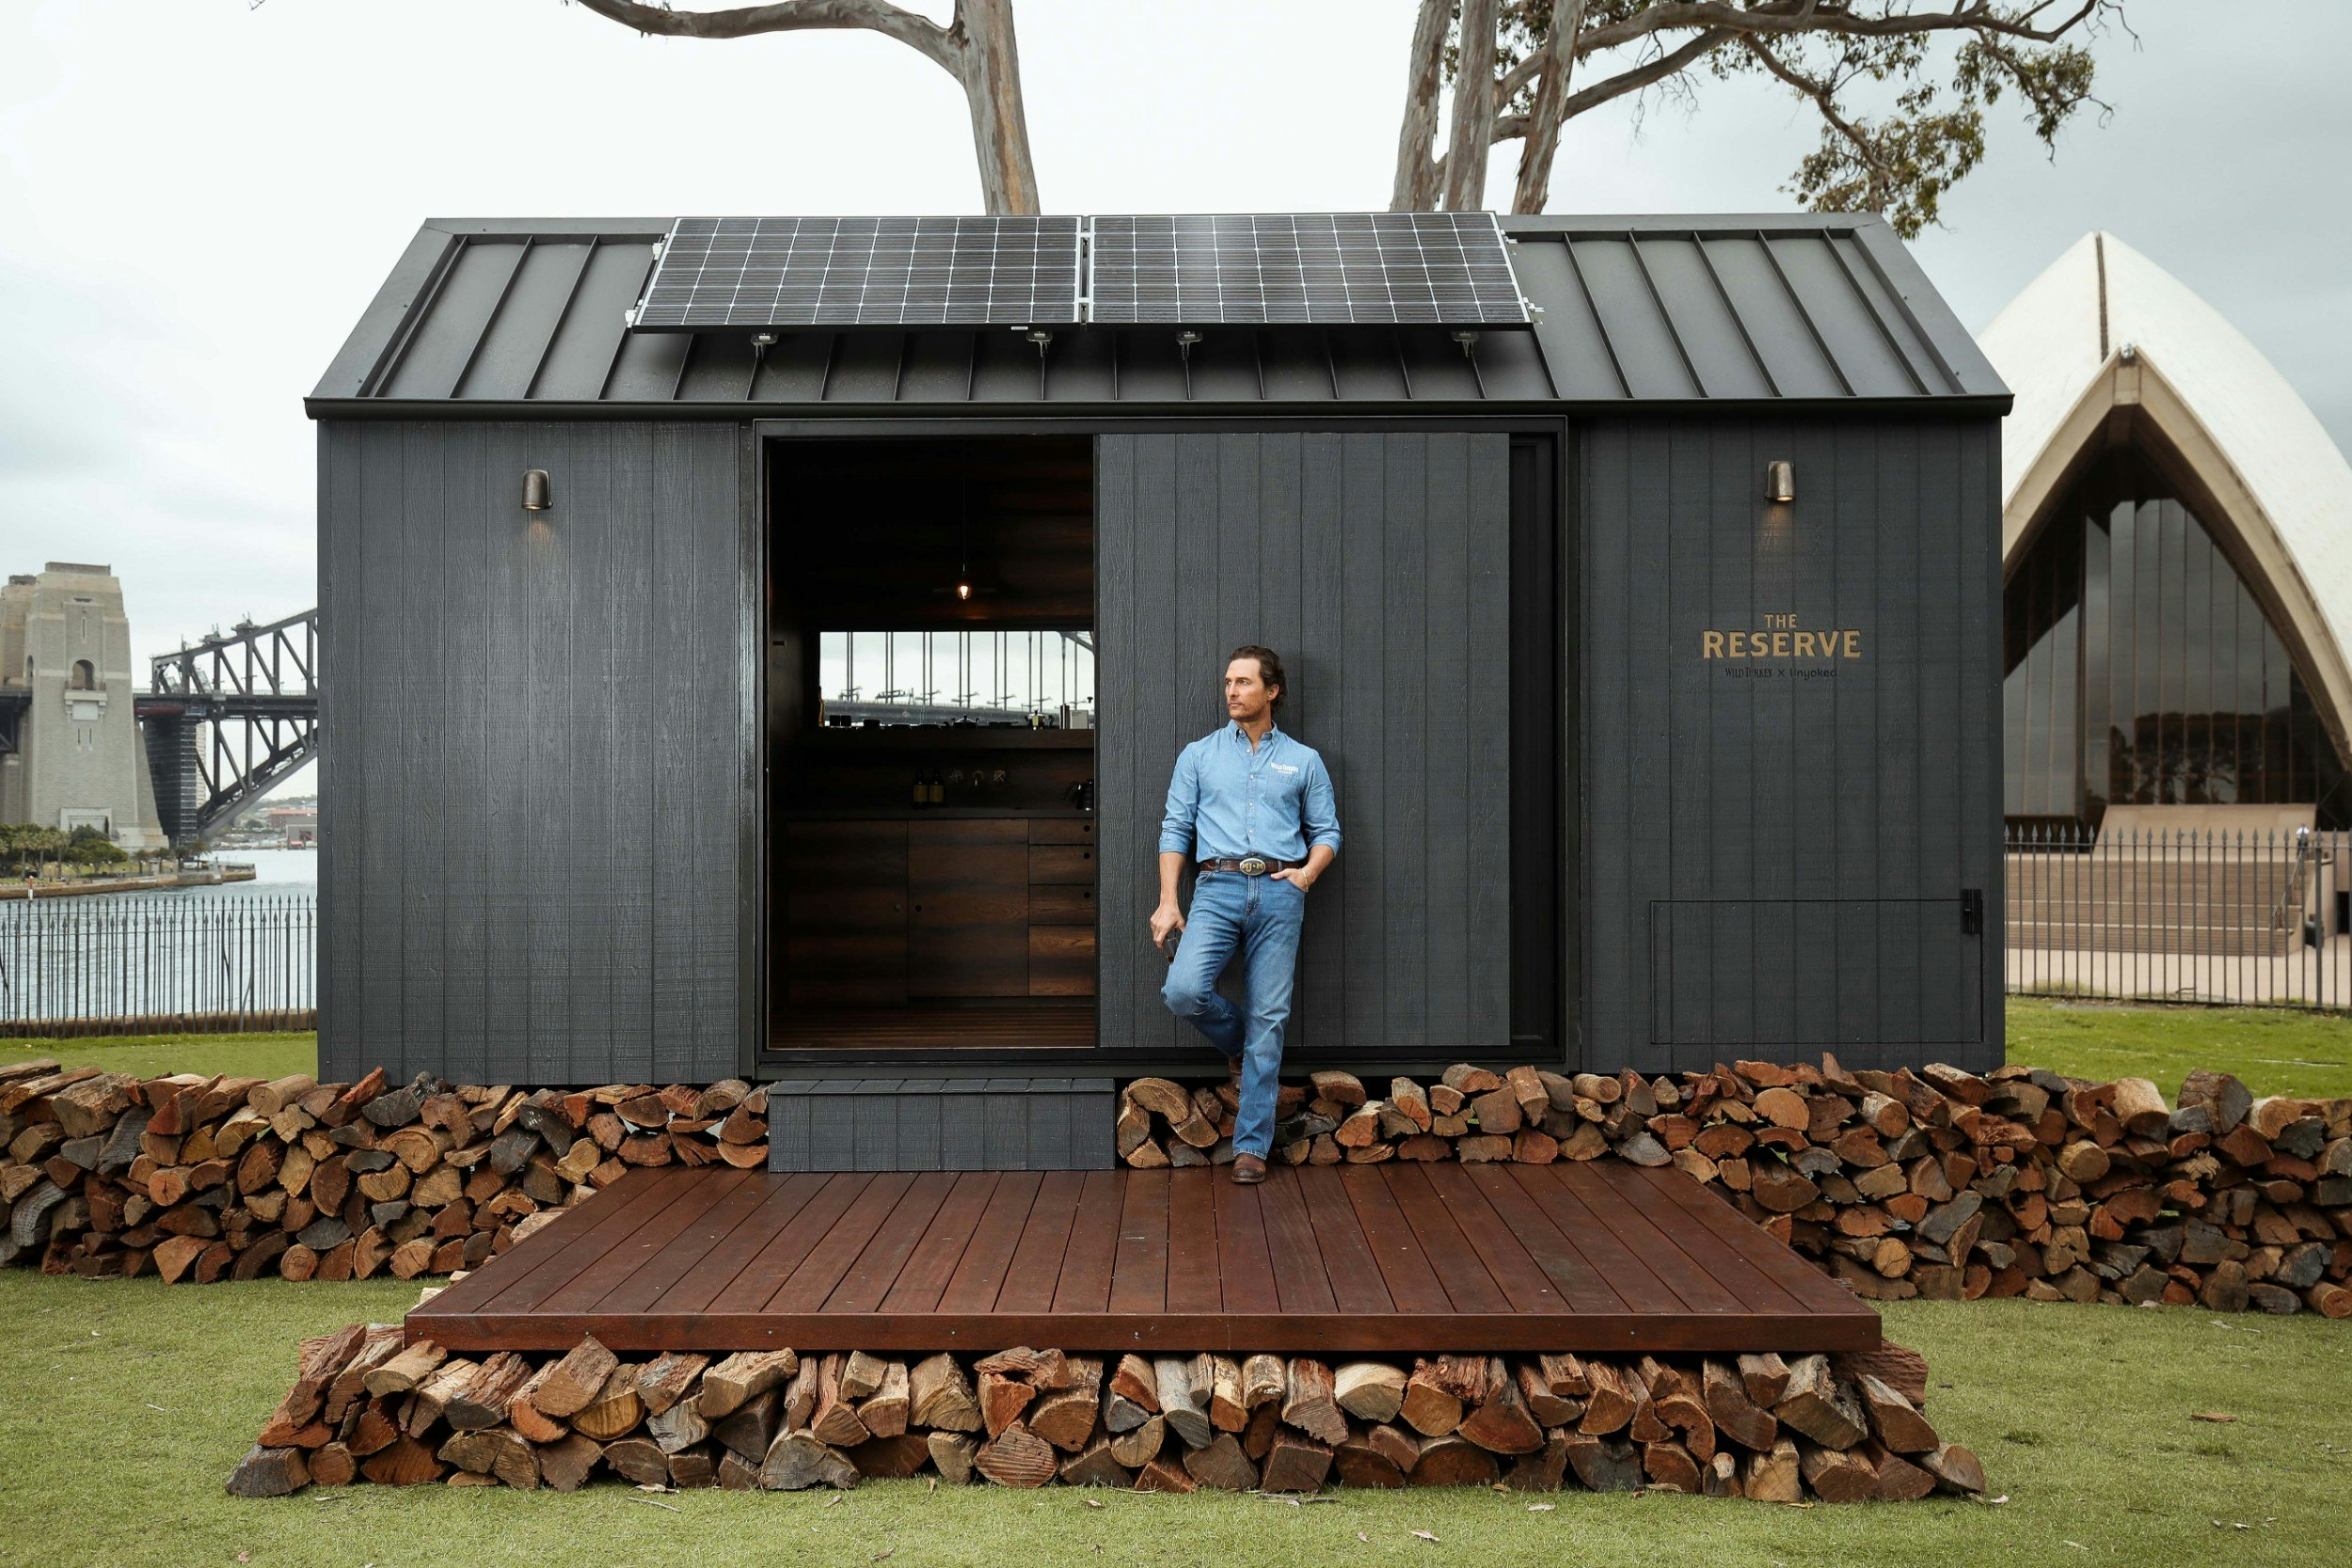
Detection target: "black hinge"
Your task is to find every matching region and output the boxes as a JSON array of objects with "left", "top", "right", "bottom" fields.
[{"left": 1960, "top": 888, "right": 1984, "bottom": 936}]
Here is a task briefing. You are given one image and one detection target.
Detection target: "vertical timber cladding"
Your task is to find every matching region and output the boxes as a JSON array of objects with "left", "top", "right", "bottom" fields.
[
  {"left": 1581, "top": 416, "right": 2003, "bottom": 1074},
  {"left": 318, "top": 420, "right": 750, "bottom": 1085},
  {"left": 1098, "top": 432, "right": 1513, "bottom": 1060}
]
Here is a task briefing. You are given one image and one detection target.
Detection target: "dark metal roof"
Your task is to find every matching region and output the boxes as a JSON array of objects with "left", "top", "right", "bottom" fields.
[{"left": 309, "top": 214, "right": 2008, "bottom": 418}]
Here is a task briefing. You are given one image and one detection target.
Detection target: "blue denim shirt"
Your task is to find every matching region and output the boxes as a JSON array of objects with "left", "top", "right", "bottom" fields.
[{"left": 1157, "top": 721, "right": 1343, "bottom": 863}]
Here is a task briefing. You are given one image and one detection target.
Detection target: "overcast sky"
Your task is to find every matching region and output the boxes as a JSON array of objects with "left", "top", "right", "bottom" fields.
[{"left": 5, "top": 0, "right": 2348, "bottom": 698}]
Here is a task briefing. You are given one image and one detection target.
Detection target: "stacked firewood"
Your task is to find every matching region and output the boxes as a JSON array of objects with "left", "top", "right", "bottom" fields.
[
  {"left": 1119, "top": 1061, "right": 2352, "bottom": 1317},
  {"left": 229, "top": 1328, "right": 1984, "bottom": 1502},
  {"left": 0, "top": 1060, "right": 765, "bottom": 1282}
]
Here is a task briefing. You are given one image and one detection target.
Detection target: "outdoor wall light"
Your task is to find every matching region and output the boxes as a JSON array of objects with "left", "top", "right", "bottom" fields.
[
  {"left": 521, "top": 469, "right": 552, "bottom": 512},
  {"left": 1765, "top": 460, "right": 1796, "bottom": 504}
]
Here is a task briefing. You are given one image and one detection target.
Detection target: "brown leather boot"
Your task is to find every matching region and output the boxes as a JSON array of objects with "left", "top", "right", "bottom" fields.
[{"left": 1232, "top": 1152, "right": 1266, "bottom": 1185}]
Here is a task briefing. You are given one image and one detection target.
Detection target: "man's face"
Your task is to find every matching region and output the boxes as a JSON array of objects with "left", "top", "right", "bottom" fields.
[{"left": 1225, "top": 657, "right": 1275, "bottom": 723}]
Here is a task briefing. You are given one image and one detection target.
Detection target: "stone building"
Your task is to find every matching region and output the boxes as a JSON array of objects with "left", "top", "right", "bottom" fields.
[{"left": 0, "top": 562, "right": 167, "bottom": 847}]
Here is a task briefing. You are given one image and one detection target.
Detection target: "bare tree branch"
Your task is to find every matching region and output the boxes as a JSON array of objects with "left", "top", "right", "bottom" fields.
[
  {"left": 1738, "top": 32, "right": 1887, "bottom": 181},
  {"left": 572, "top": 0, "right": 957, "bottom": 71},
  {"left": 1550, "top": 27, "right": 1735, "bottom": 134},
  {"left": 568, "top": 0, "right": 1041, "bottom": 213},
  {"left": 1570, "top": 0, "right": 2103, "bottom": 58}
]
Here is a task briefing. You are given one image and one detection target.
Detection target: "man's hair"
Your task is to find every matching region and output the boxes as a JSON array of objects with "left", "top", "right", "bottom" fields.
[{"left": 1227, "top": 644, "right": 1286, "bottom": 709}]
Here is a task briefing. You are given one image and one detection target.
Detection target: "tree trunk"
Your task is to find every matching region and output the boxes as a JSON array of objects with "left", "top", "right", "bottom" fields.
[
  {"left": 951, "top": 0, "right": 1041, "bottom": 214},
  {"left": 1390, "top": 0, "right": 1451, "bottom": 210},
  {"left": 1511, "top": 0, "right": 1586, "bottom": 214},
  {"left": 1441, "top": 0, "right": 1499, "bottom": 211}
]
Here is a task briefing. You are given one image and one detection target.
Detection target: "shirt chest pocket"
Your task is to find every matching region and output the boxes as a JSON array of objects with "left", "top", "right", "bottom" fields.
[{"left": 1256, "top": 762, "right": 1308, "bottom": 806}]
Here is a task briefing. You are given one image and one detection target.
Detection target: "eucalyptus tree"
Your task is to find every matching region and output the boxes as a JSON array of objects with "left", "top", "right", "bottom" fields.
[{"left": 1392, "top": 1, "right": 2127, "bottom": 230}]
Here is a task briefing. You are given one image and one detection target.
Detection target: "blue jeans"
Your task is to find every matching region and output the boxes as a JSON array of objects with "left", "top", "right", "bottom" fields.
[{"left": 1159, "top": 870, "right": 1306, "bottom": 1158}]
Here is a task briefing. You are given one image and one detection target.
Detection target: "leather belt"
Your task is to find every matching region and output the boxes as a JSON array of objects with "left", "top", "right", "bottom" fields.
[{"left": 1198, "top": 856, "right": 1302, "bottom": 877}]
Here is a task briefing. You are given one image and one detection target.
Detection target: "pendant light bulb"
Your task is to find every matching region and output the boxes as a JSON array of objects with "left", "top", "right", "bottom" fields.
[{"left": 956, "top": 580, "right": 972, "bottom": 601}]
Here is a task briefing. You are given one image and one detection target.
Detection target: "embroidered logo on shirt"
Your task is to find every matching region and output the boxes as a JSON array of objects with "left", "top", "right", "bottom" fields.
[{"left": 1270, "top": 762, "right": 1298, "bottom": 773}]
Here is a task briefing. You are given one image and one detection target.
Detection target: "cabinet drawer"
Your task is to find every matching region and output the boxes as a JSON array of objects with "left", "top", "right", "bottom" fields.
[
  {"left": 1027, "top": 818, "right": 1096, "bottom": 846},
  {"left": 1028, "top": 925, "right": 1097, "bottom": 996},
  {"left": 908, "top": 818, "right": 1029, "bottom": 847},
  {"left": 1028, "top": 884, "right": 1095, "bottom": 924},
  {"left": 1028, "top": 845, "right": 1094, "bottom": 884}
]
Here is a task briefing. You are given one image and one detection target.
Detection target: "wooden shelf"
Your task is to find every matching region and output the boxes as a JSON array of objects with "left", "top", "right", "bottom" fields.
[{"left": 803, "top": 727, "right": 1094, "bottom": 751}]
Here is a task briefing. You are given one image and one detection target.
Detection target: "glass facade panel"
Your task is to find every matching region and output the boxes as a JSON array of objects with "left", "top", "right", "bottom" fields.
[{"left": 2002, "top": 447, "right": 2349, "bottom": 825}]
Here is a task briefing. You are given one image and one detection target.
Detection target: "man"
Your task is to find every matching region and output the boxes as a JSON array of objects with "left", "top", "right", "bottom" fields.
[{"left": 1151, "top": 645, "right": 1341, "bottom": 1184}]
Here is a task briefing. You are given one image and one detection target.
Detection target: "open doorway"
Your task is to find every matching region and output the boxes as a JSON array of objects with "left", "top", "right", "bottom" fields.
[{"left": 764, "top": 436, "right": 1096, "bottom": 1056}]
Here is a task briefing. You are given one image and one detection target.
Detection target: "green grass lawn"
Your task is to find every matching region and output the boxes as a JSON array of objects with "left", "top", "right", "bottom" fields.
[
  {"left": 0, "top": 1271, "right": 2339, "bottom": 1568},
  {"left": 3, "top": 1018, "right": 2347, "bottom": 1563},
  {"left": 2005, "top": 998, "right": 2352, "bottom": 1099},
  {"left": 9, "top": 1030, "right": 316, "bottom": 1084}
]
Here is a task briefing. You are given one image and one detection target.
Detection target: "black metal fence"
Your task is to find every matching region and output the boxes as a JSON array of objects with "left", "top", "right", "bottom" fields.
[
  {"left": 0, "top": 893, "right": 317, "bottom": 1037},
  {"left": 2005, "top": 824, "right": 2349, "bottom": 1009}
]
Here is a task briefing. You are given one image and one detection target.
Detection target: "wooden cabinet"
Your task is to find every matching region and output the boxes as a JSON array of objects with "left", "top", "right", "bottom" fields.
[
  {"left": 908, "top": 819, "right": 1030, "bottom": 998},
  {"left": 782, "top": 820, "right": 909, "bottom": 1005},
  {"left": 781, "top": 816, "right": 1095, "bottom": 1003},
  {"left": 1026, "top": 819, "right": 1096, "bottom": 996}
]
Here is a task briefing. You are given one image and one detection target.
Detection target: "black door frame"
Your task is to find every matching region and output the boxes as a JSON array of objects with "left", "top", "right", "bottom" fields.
[{"left": 745, "top": 414, "right": 1576, "bottom": 1080}]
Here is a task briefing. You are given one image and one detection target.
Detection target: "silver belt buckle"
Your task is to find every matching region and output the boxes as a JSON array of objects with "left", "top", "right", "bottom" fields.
[{"left": 1238, "top": 856, "right": 1268, "bottom": 876}]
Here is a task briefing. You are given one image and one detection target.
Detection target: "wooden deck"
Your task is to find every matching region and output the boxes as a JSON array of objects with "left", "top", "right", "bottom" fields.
[{"left": 407, "top": 1163, "right": 1879, "bottom": 1356}]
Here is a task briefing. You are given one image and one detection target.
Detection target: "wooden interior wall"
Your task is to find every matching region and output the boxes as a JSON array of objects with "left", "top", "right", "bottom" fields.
[
  {"left": 1096, "top": 431, "right": 1513, "bottom": 1062},
  {"left": 317, "top": 420, "right": 751, "bottom": 1085},
  {"left": 1579, "top": 415, "right": 2004, "bottom": 1073}
]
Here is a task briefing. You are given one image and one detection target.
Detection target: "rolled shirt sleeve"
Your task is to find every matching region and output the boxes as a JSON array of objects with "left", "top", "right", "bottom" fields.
[
  {"left": 1157, "top": 743, "right": 1201, "bottom": 856},
  {"left": 1303, "top": 752, "right": 1343, "bottom": 853}
]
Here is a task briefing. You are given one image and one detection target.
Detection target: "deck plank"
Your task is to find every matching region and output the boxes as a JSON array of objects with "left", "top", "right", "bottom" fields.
[
  {"left": 1552, "top": 1161, "right": 1748, "bottom": 1314},
  {"left": 594, "top": 1167, "right": 777, "bottom": 1315},
  {"left": 1163, "top": 1169, "right": 1225, "bottom": 1315},
  {"left": 702, "top": 1173, "right": 866, "bottom": 1315},
  {"left": 1501, "top": 1162, "right": 1692, "bottom": 1315},
  {"left": 1402, "top": 1163, "right": 1565, "bottom": 1314},
  {"left": 1212, "top": 1179, "right": 1279, "bottom": 1316},
  {"left": 1255, "top": 1168, "right": 1339, "bottom": 1315},
  {"left": 1050, "top": 1170, "right": 1127, "bottom": 1314},
  {"left": 1338, "top": 1164, "right": 1454, "bottom": 1315},
  {"left": 1295, "top": 1166, "right": 1397, "bottom": 1317},
  {"left": 534, "top": 1173, "right": 746, "bottom": 1315},
  {"left": 995, "top": 1171, "right": 1089, "bottom": 1314},
  {"left": 453, "top": 1166, "right": 705, "bottom": 1316},
  {"left": 1586, "top": 1160, "right": 1810, "bottom": 1317},
  {"left": 1448, "top": 1163, "right": 1630, "bottom": 1315},
  {"left": 1105, "top": 1168, "right": 1168, "bottom": 1316},
  {"left": 1626, "top": 1162, "right": 1865, "bottom": 1314},
  {"left": 825, "top": 1172, "right": 961, "bottom": 1314},
  {"left": 1380, "top": 1164, "right": 1515, "bottom": 1314},
  {"left": 406, "top": 1163, "right": 1882, "bottom": 1355},
  {"left": 879, "top": 1173, "right": 1001, "bottom": 1314},
  {"left": 763, "top": 1174, "right": 917, "bottom": 1313},
  {"left": 936, "top": 1170, "right": 1044, "bottom": 1314},
  {"left": 651, "top": 1173, "right": 835, "bottom": 1316}
]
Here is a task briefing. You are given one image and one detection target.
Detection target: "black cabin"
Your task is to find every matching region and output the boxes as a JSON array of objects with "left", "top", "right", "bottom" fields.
[{"left": 309, "top": 212, "right": 2009, "bottom": 1139}]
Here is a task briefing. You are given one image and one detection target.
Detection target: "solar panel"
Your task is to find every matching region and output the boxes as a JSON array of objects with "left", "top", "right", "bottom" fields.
[
  {"left": 1088, "top": 212, "right": 1530, "bottom": 327},
  {"left": 630, "top": 215, "right": 1084, "bottom": 331}
]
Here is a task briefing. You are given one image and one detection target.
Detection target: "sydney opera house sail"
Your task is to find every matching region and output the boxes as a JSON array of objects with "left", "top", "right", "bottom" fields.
[{"left": 1985, "top": 233, "right": 2352, "bottom": 828}]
